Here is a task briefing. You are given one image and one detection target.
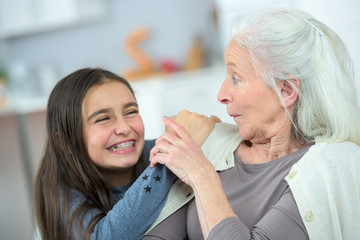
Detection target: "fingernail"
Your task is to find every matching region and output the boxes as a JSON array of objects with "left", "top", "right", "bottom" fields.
[{"left": 162, "top": 116, "right": 170, "bottom": 123}]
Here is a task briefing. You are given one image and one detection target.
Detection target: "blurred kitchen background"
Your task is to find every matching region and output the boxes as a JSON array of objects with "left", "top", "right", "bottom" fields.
[{"left": 0, "top": 0, "right": 359, "bottom": 239}]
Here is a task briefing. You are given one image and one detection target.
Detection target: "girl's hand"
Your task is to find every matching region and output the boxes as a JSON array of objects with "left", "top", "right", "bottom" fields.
[{"left": 169, "top": 109, "right": 221, "bottom": 146}]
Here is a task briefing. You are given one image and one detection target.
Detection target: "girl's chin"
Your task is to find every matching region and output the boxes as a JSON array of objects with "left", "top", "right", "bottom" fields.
[
  {"left": 99, "top": 164, "right": 136, "bottom": 174},
  {"left": 98, "top": 158, "right": 139, "bottom": 172}
]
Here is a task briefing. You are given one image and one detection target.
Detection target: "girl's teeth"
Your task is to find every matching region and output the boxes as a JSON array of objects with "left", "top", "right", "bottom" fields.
[{"left": 108, "top": 141, "right": 134, "bottom": 152}]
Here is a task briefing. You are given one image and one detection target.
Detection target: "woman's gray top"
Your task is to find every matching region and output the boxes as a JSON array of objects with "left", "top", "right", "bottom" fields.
[{"left": 144, "top": 144, "right": 313, "bottom": 240}]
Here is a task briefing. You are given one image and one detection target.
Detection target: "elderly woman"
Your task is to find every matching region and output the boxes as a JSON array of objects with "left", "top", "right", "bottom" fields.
[{"left": 144, "top": 8, "right": 360, "bottom": 240}]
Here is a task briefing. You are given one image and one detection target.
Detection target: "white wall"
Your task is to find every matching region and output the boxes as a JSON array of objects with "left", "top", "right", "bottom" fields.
[{"left": 296, "top": 0, "right": 360, "bottom": 103}]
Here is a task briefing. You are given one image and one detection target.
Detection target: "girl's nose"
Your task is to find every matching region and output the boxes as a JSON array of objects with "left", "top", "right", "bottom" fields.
[{"left": 114, "top": 118, "right": 131, "bottom": 136}]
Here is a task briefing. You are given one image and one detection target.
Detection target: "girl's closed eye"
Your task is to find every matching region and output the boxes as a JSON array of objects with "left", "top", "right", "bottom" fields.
[
  {"left": 125, "top": 109, "right": 139, "bottom": 116},
  {"left": 95, "top": 116, "right": 110, "bottom": 123}
]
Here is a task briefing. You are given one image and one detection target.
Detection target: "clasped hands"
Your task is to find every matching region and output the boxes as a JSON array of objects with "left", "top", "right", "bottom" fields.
[{"left": 150, "top": 110, "right": 220, "bottom": 186}]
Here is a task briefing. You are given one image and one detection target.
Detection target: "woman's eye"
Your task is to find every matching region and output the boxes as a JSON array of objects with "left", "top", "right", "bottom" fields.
[{"left": 232, "top": 75, "right": 240, "bottom": 85}]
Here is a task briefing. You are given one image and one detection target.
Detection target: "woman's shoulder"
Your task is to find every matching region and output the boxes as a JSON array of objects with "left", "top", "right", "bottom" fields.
[
  {"left": 314, "top": 141, "right": 360, "bottom": 161},
  {"left": 294, "top": 141, "right": 360, "bottom": 174},
  {"left": 286, "top": 141, "right": 360, "bottom": 199},
  {"left": 201, "top": 123, "right": 242, "bottom": 170},
  {"left": 203, "top": 122, "right": 241, "bottom": 147}
]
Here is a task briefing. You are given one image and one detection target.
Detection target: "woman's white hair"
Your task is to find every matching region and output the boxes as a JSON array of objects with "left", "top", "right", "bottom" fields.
[{"left": 230, "top": 8, "right": 360, "bottom": 145}]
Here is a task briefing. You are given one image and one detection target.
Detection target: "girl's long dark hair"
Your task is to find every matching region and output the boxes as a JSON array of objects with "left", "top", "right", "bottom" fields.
[{"left": 34, "top": 68, "right": 147, "bottom": 240}]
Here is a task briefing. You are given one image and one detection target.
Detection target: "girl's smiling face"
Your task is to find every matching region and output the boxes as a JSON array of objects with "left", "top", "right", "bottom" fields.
[{"left": 81, "top": 79, "right": 145, "bottom": 173}]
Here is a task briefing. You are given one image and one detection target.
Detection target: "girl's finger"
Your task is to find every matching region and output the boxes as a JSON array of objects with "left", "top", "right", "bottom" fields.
[
  {"left": 210, "top": 115, "right": 222, "bottom": 123},
  {"left": 162, "top": 117, "right": 191, "bottom": 141}
]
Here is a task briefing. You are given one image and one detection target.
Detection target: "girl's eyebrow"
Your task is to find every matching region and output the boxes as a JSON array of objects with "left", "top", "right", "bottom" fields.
[
  {"left": 87, "top": 102, "right": 138, "bottom": 121},
  {"left": 87, "top": 108, "right": 111, "bottom": 122},
  {"left": 124, "top": 102, "right": 139, "bottom": 109}
]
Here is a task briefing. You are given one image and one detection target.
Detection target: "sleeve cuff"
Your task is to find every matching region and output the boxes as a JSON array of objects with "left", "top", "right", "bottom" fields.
[{"left": 207, "top": 216, "right": 250, "bottom": 240}]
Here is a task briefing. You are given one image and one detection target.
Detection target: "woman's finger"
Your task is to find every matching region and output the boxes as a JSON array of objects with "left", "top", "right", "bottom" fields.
[
  {"left": 150, "top": 151, "right": 167, "bottom": 167},
  {"left": 149, "top": 138, "right": 176, "bottom": 167},
  {"left": 149, "top": 146, "right": 165, "bottom": 167}
]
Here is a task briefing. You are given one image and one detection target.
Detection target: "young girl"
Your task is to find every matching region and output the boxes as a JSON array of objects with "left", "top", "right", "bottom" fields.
[{"left": 34, "top": 68, "right": 217, "bottom": 240}]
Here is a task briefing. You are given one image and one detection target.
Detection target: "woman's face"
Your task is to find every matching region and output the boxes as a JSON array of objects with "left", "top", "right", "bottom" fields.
[
  {"left": 218, "top": 40, "right": 285, "bottom": 143},
  {"left": 81, "top": 80, "right": 145, "bottom": 172}
]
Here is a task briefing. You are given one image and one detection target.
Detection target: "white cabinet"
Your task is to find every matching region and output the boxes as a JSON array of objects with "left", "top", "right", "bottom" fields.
[{"left": 0, "top": 0, "right": 106, "bottom": 39}]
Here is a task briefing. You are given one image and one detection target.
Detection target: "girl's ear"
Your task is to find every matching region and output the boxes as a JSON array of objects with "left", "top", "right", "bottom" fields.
[{"left": 278, "top": 76, "right": 300, "bottom": 108}]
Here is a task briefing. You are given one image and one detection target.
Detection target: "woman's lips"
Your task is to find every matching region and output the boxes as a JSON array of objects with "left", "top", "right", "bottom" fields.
[{"left": 229, "top": 114, "right": 241, "bottom": 118}]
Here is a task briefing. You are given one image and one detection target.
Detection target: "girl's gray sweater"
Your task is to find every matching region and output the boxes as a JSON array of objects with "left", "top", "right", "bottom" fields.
[{"left": 70, "top": 140, "right": 176, "bottom": 239}]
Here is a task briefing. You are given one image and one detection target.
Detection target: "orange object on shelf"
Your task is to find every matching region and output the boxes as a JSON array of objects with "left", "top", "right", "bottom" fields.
[
  {"left": 184, "top": 36, "right": 205, "bottom": 71},
  {"left": 122, "top": 27, "right": 156, "bottom": 80}
]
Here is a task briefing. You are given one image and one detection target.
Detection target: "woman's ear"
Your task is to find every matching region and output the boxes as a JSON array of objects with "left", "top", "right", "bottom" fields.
[{"left": 278, "top": 76, "right": 300, "bottom": 108}]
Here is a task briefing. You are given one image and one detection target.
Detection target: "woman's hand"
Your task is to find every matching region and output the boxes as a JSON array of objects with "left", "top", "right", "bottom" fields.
[
  {"left": 150, "top": 117, "right": 215, "bottom": 186},
  {"left": 169, "top": 109, "right": 221, "bottom": 146},
  {"left": 150, "top": 117, "right": 237, "bottom": 238}
]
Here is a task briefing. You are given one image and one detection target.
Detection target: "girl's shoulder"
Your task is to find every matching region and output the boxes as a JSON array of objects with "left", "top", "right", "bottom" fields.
[
  {"left": 144, "top": 139, "right": 156, "bottom": 164},
  {"left": 144, "top": 139, "right": 156, "bottom": 150}
]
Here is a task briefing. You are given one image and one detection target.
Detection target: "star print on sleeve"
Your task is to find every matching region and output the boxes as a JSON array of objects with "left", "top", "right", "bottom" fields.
[
  {"left": 144, "top": 185, "right": 151, "bottom": 193},
  {"left": 154, "top": 174, "right": 162, "bottom": 182},
  {"left": 142, "top": 174, "right": 149, "bottom": 181}
]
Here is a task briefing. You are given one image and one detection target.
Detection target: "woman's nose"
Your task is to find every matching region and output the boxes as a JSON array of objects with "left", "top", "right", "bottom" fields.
[{"left": 217, "top": 80, "right": 230, "bottom": 104}]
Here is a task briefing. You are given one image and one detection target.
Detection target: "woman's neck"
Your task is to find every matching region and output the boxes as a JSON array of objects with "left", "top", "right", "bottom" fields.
[{"left": 237, "top": 132, "right": 305, "bottom": 164}]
